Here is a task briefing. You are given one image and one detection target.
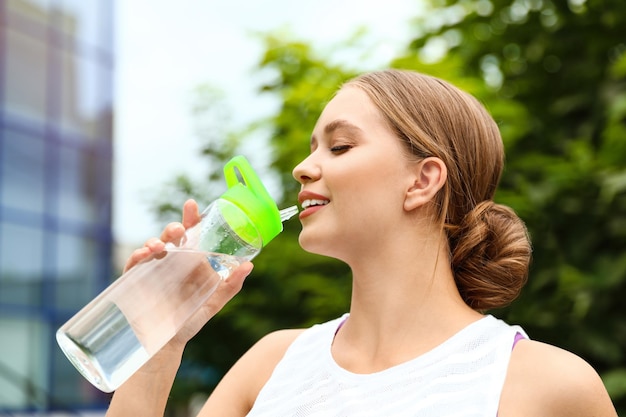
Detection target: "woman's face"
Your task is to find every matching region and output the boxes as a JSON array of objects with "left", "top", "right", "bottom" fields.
[{"left": 292, "top": 86, "right": 418, "bottom": 261}]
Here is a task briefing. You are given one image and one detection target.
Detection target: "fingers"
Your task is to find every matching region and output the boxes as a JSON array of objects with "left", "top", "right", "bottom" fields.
[
  {"left": 224, "top": 261, "right": 254, "bottom": 291},
  {"left": 159, "top": 222, "right": 186, "bottom": 244},
  {"left": 162, "top": 199, "right": 200, "bottom": 242},
  {"left": 125, "top": 200, "right": 200, "bottom": 274},
  {"left": 124, "top": 238, "right": 166, "bottom": 272},
  {"left": 182, "top": 199, "right": 202, "bottom": 229},
  {"left": 125, "top": 222, "right": 184, "bottom": 273},
  {"left": 168, "top": 261, "right": 255, "bottom": 346}
]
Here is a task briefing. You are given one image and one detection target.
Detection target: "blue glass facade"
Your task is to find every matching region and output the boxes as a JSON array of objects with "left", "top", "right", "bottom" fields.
[{"left": 0, "top": 0, "right": 114, "bottom": 411}]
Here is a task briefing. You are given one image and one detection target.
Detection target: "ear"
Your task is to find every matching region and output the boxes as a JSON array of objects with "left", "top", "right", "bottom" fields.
[{"left": 404, "top": 157, "right": 447, "bottom": 211}]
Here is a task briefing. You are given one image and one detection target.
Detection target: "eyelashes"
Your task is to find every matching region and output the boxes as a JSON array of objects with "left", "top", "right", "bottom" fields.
[{"left": 330, "top": 145, "right": 352, "bottom": 154}]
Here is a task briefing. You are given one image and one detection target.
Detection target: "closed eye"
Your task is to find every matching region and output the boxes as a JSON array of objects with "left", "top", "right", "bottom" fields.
[{"left": 330, "top": 145, "right": 352, "bottom": 154}]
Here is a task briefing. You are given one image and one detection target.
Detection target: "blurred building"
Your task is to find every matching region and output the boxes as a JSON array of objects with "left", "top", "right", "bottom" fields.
[{"left": 0, "top": 0, "right": 114, "bottom": 413}]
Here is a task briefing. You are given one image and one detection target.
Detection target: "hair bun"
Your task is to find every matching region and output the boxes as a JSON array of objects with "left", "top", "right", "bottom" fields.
[{"left": 449, "top": 200, "right": 532, "bottom": 311}]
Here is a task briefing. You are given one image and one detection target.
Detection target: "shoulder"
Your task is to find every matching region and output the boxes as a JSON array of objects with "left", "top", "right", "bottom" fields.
[
  {"left": 499, "top": 339, "right": 617, "bottom": 417},
  {"left": 199, "top": 328, "right": 305, "bottom": 416},
  {"left": 231, "top": 328, "right": 306, "bottom": 392},
  {"left": 245, "top": 315, "right": 347, "bottom": 371},
  {"left": 248, "top": 328, "right": 307, "bottom": 362}
]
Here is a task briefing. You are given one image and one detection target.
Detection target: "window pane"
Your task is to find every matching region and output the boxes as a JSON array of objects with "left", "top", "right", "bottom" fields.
[
  {"left": 6, "top": 0, "right": 51, "bottom": 29},
  {"left": 2, "top": 27, "right": 47, "bottom": 124},
  {"left": 96, "top": 65, "right": 114, "bottom": 140},
  {"left": 1, "top": 130, "right": 46, "bottom": 213},
  {"left": 58, "top": 145, "right": 97, "bottom": 222},
  {"left": 98, "top": 0, "right": 115, "bottom": 56},
  {"left": 60, "top": 49, "right": 112, "bottom": 141},
  {"left": 56, "top": 0, "right": 102, "bottom": 49},
  {"left": 0, "top": 316, "right": 49, "bottom": 408},
  {"left": 0, "top": 274, "right": 43, "bottom": 307},
  {"left": 0, "top": 223, "right": 44, "bottom": 284},
  {"left": 55, "top": 233, "right": 97, "bottom": 309}
]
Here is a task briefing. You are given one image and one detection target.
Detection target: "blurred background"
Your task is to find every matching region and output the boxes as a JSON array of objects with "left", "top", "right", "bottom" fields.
[{"left": 0, "top": 0, "right": 625, "bottom": 415}]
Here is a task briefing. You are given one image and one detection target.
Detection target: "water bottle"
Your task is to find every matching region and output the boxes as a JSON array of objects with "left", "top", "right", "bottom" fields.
[{"left": 56, "top": 156, "right": 298, "bottom": 393}]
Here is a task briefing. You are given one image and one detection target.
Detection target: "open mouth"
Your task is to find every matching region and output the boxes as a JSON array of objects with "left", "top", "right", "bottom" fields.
[{"left": 301, "top": 199, "right": 330, "bottom": 210}]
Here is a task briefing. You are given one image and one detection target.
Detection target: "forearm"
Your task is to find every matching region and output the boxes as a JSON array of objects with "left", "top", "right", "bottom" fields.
[{"left": 106, "top": 345, "right": 184, "bottom": 417}]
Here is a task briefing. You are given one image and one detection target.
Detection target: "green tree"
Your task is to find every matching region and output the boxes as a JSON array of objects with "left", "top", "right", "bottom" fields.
[{"left": 392, "top": 0, "right": 626, "bottom": 410}]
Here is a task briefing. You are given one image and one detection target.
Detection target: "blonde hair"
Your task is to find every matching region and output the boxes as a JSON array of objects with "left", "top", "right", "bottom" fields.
[{"left": 347, "top": 69, "right": 531, "bottom": 310}]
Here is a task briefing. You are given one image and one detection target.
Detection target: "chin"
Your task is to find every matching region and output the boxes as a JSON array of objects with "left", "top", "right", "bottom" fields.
[
  {"left": 298, "top": 233, "right": 321, "bottom": 254},
  {"left": 298, "top": 231, "right": 347, "bottom": 261}
]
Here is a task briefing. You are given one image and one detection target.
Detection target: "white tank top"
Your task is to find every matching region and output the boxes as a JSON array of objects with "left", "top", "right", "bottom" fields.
[{"left": 246, "top": 314, "right": 526, "bottom": 417}]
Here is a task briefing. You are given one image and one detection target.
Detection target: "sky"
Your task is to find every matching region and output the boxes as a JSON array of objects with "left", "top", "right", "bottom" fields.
[{"left": 113, "top": 0, "right": 419, "bottom": 247}]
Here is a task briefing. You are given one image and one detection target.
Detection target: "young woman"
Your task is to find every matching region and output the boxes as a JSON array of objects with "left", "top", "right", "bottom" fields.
[{"left": 108, "top": 69, "right": 617, "bottom": 416}]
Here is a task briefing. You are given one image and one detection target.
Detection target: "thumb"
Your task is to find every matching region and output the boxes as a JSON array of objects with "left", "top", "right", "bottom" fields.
[{"left": 205, "top": 262, "right": 254, "bottom": 314}]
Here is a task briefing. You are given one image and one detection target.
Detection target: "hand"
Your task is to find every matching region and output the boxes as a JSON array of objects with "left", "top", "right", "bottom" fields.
[{"left": 124, "top": 199, "right": 254, "bottom": 350}]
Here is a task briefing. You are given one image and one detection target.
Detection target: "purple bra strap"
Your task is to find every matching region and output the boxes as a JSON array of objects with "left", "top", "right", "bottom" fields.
[
  {"left": 512, "top": 331, "right": 525, "bottom": 350},
  {"left": 335, "top": 316, "right": 348, "bottom": 335}
]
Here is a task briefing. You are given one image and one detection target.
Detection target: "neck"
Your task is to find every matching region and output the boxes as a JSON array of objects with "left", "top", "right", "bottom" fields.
[{"left": 334, "top": 231, "right": 482, "bottom": 373}]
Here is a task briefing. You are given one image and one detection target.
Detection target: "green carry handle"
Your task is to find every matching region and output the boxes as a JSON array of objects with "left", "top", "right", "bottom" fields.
[{"left": 220, "top": 156, "right": 282, "bottom": 247}]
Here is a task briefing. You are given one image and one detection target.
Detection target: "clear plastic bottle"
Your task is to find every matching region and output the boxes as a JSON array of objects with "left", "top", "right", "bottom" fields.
[{"left": 56, "top": 156, "right": 298, "bottom": 393}]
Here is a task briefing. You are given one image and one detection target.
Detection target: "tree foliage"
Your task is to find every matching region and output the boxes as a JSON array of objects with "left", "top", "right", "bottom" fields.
[
  {"left": 396, "top": 0, "right": 626, "bottom": 410},
  {"left": 157, "top": 0, "right": 626, "bottom": 413}
]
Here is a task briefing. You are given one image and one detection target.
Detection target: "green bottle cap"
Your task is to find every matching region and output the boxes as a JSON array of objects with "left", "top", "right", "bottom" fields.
[{"left": 220, "top": 155, "right": 282, "bottom": 247}]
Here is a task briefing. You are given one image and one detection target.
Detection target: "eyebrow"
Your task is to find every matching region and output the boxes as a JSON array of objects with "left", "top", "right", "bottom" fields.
[
  {"left": 310, "top": 119, "right": 363, "bottom": 147},
  {"left": 324, "top": 119, "right": 363, "bottom": 136}
]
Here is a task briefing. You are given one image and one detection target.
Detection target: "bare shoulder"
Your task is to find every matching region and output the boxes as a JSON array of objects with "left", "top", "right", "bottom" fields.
[
  {"left": 199, "top": 328, "right": 305, "bottom": 417},
  {"left": 500, "top": 339, "right": 617, "bottom": 417},
  {"left": 242, "top": 328, "right": 307, "bottom": 373},
  {"left": 253, "top": 328, "right": 307, "bottom": 353}
]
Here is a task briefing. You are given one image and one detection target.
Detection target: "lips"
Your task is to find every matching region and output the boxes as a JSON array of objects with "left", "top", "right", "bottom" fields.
[{"left": 298, "top": 191, "right": 330, "bottom": 219}]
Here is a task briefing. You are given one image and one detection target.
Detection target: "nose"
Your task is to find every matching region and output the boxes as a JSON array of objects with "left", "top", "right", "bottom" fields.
[{"left": 292, "top": 153, "right": 320, "bottom": 184}]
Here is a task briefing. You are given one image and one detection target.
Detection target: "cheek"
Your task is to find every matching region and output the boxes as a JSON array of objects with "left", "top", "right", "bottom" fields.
[
  {"left": 353, "top": 186, "right": 409, "bottom": 234},
  {"left": 345, "top": 174, "right": 406, "bottom": 209}
]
